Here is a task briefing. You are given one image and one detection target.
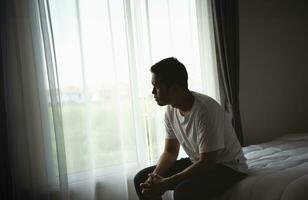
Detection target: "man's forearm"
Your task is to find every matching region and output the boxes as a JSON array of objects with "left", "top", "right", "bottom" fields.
[
  {"left": 165, "top": 160, "right": 214, "bottom": 186},
  {"left": 152, "top": 152, "right": 178, "bottom": 177}
]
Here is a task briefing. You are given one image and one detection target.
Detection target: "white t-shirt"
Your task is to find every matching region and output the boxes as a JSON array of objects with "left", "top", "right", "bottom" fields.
[{"left": 165, "top": 91, "right": 248, "bottom": 173}]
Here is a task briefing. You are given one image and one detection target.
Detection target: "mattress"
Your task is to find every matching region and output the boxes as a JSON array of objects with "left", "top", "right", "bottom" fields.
[{"left": 216, "top": 133, "right": 308, "bottom": 200}]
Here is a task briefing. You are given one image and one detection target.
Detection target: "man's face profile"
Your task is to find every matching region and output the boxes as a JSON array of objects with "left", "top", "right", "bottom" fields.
[{"left": 151, "top": 74, "right": 169, "bottom": 106}]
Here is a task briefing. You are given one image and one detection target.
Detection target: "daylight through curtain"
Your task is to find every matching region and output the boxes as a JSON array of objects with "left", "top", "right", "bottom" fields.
[{"left": 2, "top": 0, "right": 219, "bottom": 199}]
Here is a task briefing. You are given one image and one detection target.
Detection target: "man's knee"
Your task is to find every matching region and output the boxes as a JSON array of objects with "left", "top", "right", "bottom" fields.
[
  {"left": 134, "top": 166, "right": 156, "bottom": 198},
  {"left": 134, "top": 171, "right": 143, "bottom": 189},
  {"left": 134, "top": 167, "right": 152, "bottom": 186}
]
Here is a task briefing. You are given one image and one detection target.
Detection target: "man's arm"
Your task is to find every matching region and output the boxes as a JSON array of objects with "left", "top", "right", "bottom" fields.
[
  {"left": 140, "top": 138, "right": 179, "bottom": 197},
  {"left": 144, "top": 150, "right": 219, "bottom": 196},
  {"left": 152, "top": 138, "right": 180, "bottom": 177},
  {"left": 142, "top": 150, "right": 219, "bottom": 196},
  {"left": 163, "top": 150, "right": 218, "bottom": 186}
]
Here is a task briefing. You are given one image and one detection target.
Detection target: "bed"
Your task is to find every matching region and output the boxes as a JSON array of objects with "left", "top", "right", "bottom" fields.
[{"left": 216, "top": 133, "right": 308, "bottom": 200}]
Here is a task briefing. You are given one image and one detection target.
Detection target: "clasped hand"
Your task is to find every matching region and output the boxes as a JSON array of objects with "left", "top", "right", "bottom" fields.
[{"left": 140, "top": 173, "right": 169, "bottom": 197}]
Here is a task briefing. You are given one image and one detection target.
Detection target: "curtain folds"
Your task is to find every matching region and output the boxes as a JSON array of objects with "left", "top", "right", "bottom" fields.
[
  {"left": 2, "top": 0, "right": 219, "bottom": 199},
  {"left": 0, "top": 1, "right": 13, "bottom": 197},
  {"left": 0, "top": 45, "right": 12, "bottom": 200},
  {"left": 2, "top": 0, "right": 61, "bottom": 199},
  {"left": 211, "top": 0, "right": 244, "bottom": 145}
]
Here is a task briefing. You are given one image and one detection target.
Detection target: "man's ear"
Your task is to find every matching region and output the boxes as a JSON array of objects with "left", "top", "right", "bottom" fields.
[{"left": 169, "top": 84, "right": 183, "bottom": 95}]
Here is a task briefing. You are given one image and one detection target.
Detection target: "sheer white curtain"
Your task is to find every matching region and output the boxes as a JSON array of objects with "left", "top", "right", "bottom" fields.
[{"left": 2, "top": 0, "right": 219, "bottom": 199}]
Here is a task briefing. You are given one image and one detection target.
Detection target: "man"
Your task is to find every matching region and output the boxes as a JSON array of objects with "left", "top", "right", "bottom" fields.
[{"left": 134, "top": 57, "right": 247, "bottom": 200}]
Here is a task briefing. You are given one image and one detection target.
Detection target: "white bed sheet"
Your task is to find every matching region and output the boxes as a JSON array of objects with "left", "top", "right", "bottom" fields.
[{"left": 216, "top": 133, "right": 308, "bottom": 200}]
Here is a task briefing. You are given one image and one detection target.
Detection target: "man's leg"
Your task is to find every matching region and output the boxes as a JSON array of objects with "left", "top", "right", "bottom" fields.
[
  {"left": 134, "top": 165, "right": 157, "bottom": 200},
  {"left": 134, "top": 158, "right": 192, "bottom": 200},
  {"left": 173, "top": 164, "right": 247, "bottom": 200}
]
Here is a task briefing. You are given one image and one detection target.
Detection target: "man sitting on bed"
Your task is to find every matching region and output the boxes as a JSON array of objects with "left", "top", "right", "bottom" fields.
[{"left": 134, "top": 57, "right": 248, "bottom": 200}]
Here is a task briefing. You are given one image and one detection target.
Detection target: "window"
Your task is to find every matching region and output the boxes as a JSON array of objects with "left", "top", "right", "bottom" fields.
[{"left": 46, "top": 0, "right": 219, "bottom": 178}]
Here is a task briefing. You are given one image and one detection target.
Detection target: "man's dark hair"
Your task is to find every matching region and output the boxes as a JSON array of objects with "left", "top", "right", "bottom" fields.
[{"left": 150, "top": 57, "right": 188, "bottom": 89}]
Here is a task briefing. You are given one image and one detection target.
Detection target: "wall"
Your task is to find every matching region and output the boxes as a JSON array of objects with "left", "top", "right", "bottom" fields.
[{"left": 239, "top": 0, "right": 308, "bottom": 145}]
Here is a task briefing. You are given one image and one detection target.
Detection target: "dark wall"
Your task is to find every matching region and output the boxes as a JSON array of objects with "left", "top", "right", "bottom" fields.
[{"left": 239, "top": 0, "right": 308, "bottom": 145}]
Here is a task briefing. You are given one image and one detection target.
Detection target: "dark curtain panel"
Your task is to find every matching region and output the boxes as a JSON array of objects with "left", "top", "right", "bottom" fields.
[
  {"left": 211, "top": 0, "right": 244, "bottom": 145},
  {"left": 0, "top": 0, "right": 13, "bottom": 199},
  {"left": 0, "top": 44, "right": 13, "bottom": 200}
]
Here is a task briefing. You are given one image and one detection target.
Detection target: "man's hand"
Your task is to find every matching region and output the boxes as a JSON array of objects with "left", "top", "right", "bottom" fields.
[
  {"left": 140, "top": 173, "right": 169, "bottom": 198},
  {"left": 138, "top": 138, "right": 179, "bottom": 199}
]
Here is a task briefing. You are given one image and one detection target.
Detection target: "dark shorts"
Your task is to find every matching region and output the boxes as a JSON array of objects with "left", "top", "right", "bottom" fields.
[{"left": 134, "top": 158, "right": 247, "bottom": 200}]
